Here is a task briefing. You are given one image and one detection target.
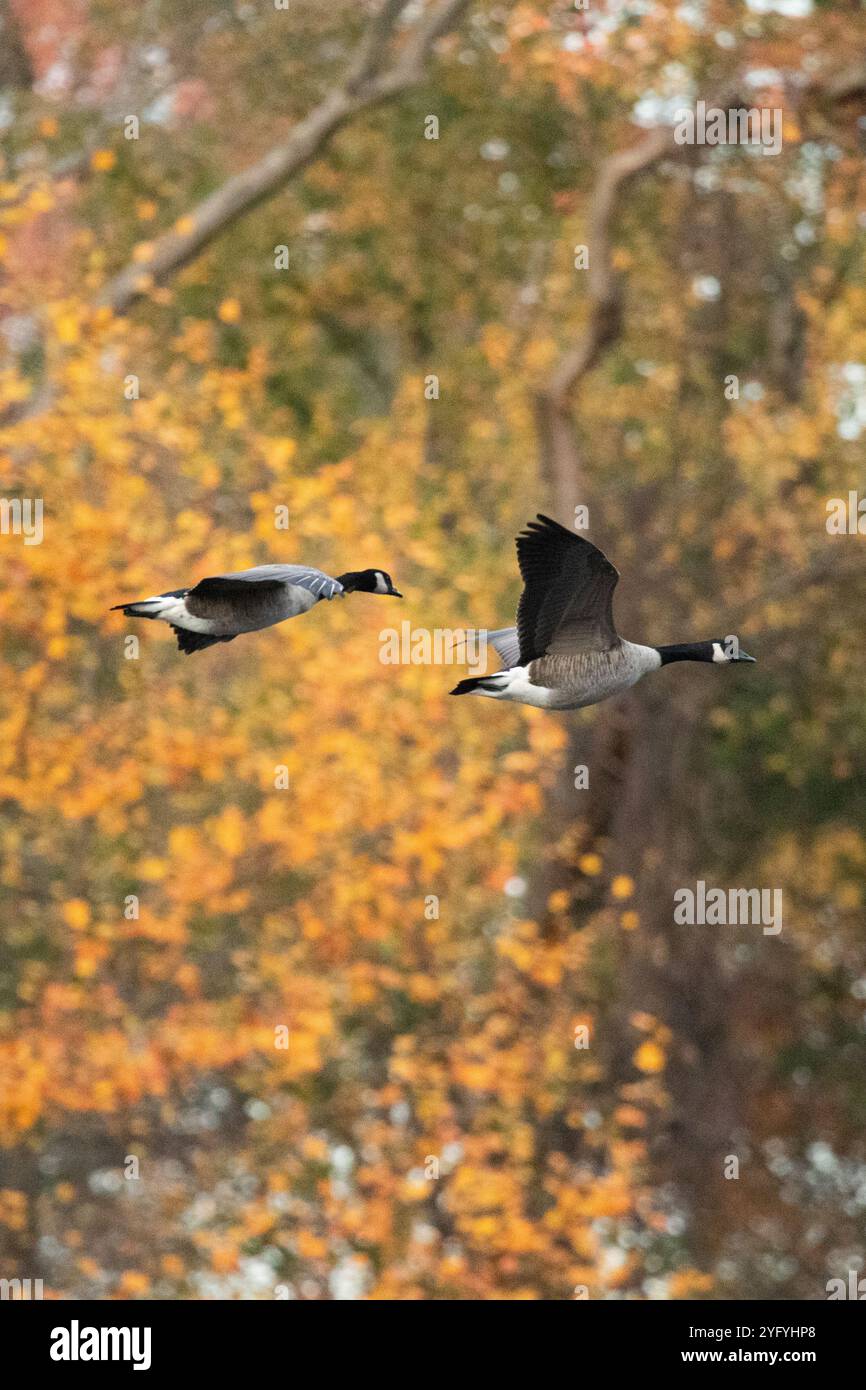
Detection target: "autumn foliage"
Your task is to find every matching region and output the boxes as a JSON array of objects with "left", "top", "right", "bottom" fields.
[{"left": 1, "top": 0, "right": 866, "bottom": 1300}]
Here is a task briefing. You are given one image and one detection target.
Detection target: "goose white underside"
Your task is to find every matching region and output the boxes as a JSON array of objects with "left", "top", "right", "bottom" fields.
[
  {"left": 470, "top": 667, "right": 561, "bottom": 708},
  {"left": 130, "top": 596, "right": 215, "bottom": 633}
]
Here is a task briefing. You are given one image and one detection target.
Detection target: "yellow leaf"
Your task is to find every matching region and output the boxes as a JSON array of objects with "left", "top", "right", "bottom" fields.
[
  {"left": 138, "top": 857, "right": 167, "bottom": 882},
  {"left": 62, "top": 899, "right": 91, "bottom": 931},
  {"left": 218, "top": 298, "right": 242, "bottom": 324},
  {"left": 634, "top": 1041, "right": 665, "bottom": 1074},
  {"left": 118, "top": 1270, "right": 151, "bottom": 1294}
]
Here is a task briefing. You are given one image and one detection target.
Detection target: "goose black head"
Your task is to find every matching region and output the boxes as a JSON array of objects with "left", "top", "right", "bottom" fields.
[
  {"left": 337, "top": 568, "right": 402, "bottom": 597},
  {"left": 656, "top": 638, "right": 756, "bottom": 665}
]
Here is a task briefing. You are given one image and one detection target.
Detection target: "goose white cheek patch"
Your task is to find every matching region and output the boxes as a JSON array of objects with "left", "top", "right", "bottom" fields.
[{"left": 712, "top": 642, "right": 729, "bottom": 663}]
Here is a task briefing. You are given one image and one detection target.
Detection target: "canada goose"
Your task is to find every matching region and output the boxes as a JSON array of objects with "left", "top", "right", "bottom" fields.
[
  {"left": 450, "top": 515, "right": 755, "bottom": 708},
  {"left": 112, "top": 564, "right": 402, "bottom": 654}
]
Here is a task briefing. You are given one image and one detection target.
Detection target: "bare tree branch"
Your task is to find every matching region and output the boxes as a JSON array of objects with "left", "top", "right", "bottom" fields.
[
  {"left": 96, "top": 0, "right": 470, "bottom": 316},
  {"left": 546, "top": 126, "right": 672, "bottom": 410},
  {"left": 532, "top": 64, "right": 864, "bottom": 510},
  {"left": 534, "top": 125, "right": 673, "bottom": 514},
  {"left": 346, "top": 0, "right": 414, "bottom": 91}
]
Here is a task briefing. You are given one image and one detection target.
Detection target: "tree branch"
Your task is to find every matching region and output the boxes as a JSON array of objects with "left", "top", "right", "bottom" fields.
[
  {"left": 534, "top": 125, "right": 673, "bottom": 513},
  {"left": 346, "top": 0, "right": 414, "bottom": 91},
  {"left": 534, "top": 65, "right": 866, "bottom": 508},
  {"left": 545, "top": 125, "right": 672, "bottom": 410},
  {"left": 96, "top": 0, "right": 470, "bottom": 316}
]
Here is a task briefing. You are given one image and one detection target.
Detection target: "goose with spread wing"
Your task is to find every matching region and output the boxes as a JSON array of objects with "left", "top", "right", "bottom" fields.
[
  {"left": 112, "top": 563, "right": 402, "bottom": 654},
  {"left": 451, "top": 514, "right": 755, "bottom": 708}
]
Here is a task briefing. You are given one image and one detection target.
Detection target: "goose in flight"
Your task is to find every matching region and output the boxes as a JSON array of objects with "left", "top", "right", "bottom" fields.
[
  {"left": 451, "top": 514, "right": 755, "bottom": 708},
  {"left": 112, "top": 564, "right": 402, "bottom": 654}
]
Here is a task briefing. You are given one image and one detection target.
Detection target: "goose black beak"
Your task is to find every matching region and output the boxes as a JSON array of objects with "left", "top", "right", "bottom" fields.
[
  {"left": 388, "top": 588, "right": 403, "bottom": 598},
  {"left": 735, "top": 651, "right": 756, "bottom": 662}
]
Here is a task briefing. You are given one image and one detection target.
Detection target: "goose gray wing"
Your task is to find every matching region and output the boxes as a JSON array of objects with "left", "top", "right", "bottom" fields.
[
  {"left": 515, "top": 514, "right": 620, "bottom": 662},
  {"left": 486, "top": 627, "right": 522, "bottom": 669},
  {"left": 185, "top": 565, "right": 342, "bottom": 626},
  {"left": 218, "top": 564, "right": 344, "bottom": 598}
]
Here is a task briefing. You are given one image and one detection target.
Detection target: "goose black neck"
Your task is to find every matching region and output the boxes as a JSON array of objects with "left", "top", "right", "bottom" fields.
[
  {"left": 655, "top": 642, "right": 713, "bottom": 665},
  {"left": 336, "top": 571, "right": 366, "bottom": 593}
]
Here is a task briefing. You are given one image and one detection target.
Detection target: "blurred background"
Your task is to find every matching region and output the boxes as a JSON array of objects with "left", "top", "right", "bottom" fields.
[{"left": 1, "top": 0, "right": 866, "bottom": 1300}]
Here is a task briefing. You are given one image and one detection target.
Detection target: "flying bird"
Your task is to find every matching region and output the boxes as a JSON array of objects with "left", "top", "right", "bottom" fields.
[
  {"left": 112, "top": 564, "right": 402, "bottom": 654},
  {"left": 451, "top": 514, "right": 755, "bottom": 708}
]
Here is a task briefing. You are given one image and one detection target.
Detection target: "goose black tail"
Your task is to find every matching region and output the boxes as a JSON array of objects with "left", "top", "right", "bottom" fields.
[{"left": 450, "top": 675, "right": 500, "bottom": 696}]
